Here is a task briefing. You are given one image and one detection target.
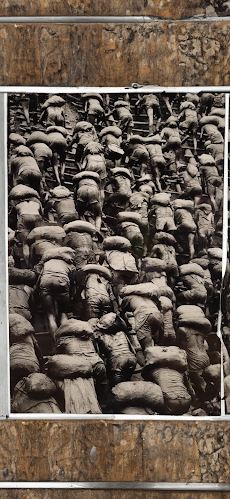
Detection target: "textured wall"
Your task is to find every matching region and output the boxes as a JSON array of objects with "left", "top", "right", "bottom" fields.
[
  {"left": 0, "top": 493, "right": 229, "bottom": 499},
  {"left": 0, "top": 0, "right": 222, "bottom": 18},
  {"left": 0, "top": 22, "right": 230, "bottom": 86},
  {"left": 0, "top": 421, "right": 228, "bottom": 482},
  {"left": 1, "top": 493, "right": 230, "bottom": 499}
]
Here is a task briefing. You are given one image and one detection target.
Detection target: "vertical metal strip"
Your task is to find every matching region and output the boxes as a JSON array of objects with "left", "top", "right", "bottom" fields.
[
  {"left": 0, "top": 93, "right": 10, "bottom": 417},
  {"left": 223, "top": 92, "right": 229, "bottom": 279}
]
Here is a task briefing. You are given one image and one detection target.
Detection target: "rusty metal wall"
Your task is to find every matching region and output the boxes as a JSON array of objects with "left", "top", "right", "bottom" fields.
[{"left": 1, "top": 1, "right": 230, "bottom": 495}]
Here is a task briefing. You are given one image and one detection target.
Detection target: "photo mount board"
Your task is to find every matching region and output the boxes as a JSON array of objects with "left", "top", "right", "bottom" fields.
[{"left": 3, "top": 86, "right": 229, "bottom": 420}]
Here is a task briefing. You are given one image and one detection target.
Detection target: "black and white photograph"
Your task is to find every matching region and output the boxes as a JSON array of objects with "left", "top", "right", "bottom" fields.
[{"left": 7, "top": 90, "right": 225, "bottom": 416}]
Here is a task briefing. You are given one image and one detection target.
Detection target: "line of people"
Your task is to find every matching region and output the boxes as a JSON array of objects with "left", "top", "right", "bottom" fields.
[
  {"left": 8, "top": 91, "right": 224, "bottom": 415},
  {"left": 221, "top": 125, "right": 230, "bottom": 414}
]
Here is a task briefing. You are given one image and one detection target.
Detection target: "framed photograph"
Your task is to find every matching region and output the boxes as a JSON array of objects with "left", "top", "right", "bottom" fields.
[{"left": 3, "top": 87, "right": 228, "bottom": 418}]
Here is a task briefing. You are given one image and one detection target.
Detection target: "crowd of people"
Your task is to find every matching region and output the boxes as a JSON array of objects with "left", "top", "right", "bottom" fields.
[
  {"left": 8, "top": 91, "right": 224, "bottom": 415},
  {"left": 222, "top": 116, "right": 230, "bottom": 414}
]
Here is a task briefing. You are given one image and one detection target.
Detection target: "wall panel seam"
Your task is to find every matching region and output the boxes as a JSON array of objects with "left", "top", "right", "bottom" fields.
[
  {"left": 0, "top": 15, "right": 230, "bottom": 23},
  {"left": 0, "top": 483, "right": 229, "bottom": 490}
]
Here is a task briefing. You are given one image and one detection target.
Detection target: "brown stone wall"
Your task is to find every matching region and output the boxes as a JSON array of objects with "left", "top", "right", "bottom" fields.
[
  {"left": 0, "top": 420, "right": 228, "bottom": 482},
  {"left": 2, "top": 493, "right": 230, "bottom": 499},
  {"left": 0, "top": 22, "right": 230, "bottom": 86},
  {"left": 0, "top": 0, "right": 219, "bottom": 18},
  {"left": 0, "top": 493, "right": 229, "bottom": 499}
]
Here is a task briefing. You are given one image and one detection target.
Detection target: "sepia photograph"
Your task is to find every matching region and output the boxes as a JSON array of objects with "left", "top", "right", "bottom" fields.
[{"left": 7, "top": 90, "right": 225, "bottom": 416}]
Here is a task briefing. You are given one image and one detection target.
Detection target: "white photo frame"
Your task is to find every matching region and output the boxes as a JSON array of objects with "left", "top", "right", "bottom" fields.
[{"left": 3, "top": 86, "right": 229, "bottom": 420}]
